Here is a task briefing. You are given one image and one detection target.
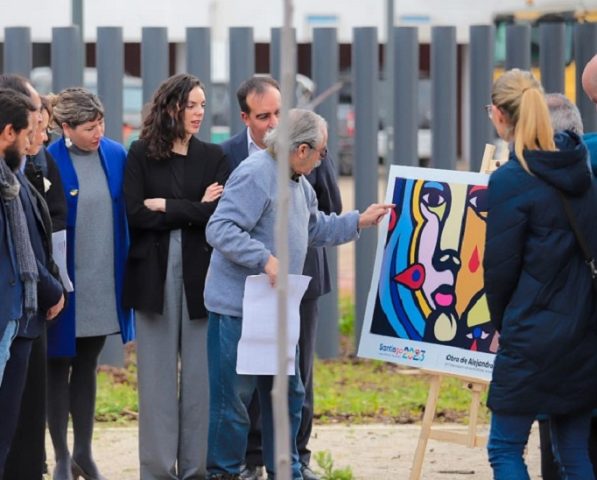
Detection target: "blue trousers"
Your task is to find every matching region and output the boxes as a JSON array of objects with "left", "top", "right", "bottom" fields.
[
  {"left": 206, "top": 313, "right": 305, "bottom": 480},
  {"left": 488, "top": 411, "right": 595, "bottom": 480},
  {"left": 0, "top": 319, "right": 17, "bottom": 385}
]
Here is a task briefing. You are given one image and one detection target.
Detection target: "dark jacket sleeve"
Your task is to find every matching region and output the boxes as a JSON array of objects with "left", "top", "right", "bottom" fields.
[
  {"left": 124, "top": 143, "right": 174, "bottom": 231},
  {"left": 165, "top": 146, "right": 231, "bottom": 227},
  {"left": 483, "top": 168, "right": 528, "bottom": 332},
  {"left": 36, "top": 257, "right": 63, "bottom": 311},
  {"left": 306, "top": 152, "right": 342, "bottom": 215},
  {"left": 45, "top": 151, "right": 68, "bottom": 232},
  {"left": 125, "top": 141, "right": 231, "bottom": 230}
]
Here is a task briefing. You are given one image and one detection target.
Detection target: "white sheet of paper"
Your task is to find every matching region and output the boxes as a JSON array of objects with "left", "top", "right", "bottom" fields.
[
  {"left": 51, "top": 230, "right": 74, "bottom": 292},
  {"left": 237, "top": 274, "right": 311, "bottom": 375}
]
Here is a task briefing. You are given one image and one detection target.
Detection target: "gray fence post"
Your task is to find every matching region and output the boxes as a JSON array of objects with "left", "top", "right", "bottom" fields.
[
  {"left": 96, "top": 27, "right": 125, "bottom": 367},
  {"left": 270, "top": 27, "right": 282, "bottom": 82},
  {"left": 540, "top": 23, "right": 565, "bottom": 94},
  {"left": 141, "top": 27, "right": 169, "bottom": 104},
  {"left": 353, "top": 27, "right": 378, "bottom": 349},
  {"left": 97, "top": 27, "right": 124, "bottom": 144},
  {"left": 51, "top": 26, "right": 84, "bottom": 92},
  {"left": 4, "top": 27, "right": 32, "bottom": 77},
  {"left": 431, "top": 26, "right": 457, "bottom": 170},
  {"left": 393, "top": 26, "right": 418, "bottom": 167},
  {"left": 575, "top": 23, "right": 597, "bottom": 132},
  {"left": 312, "top": 27, "right": 340, "bottom": 359},
  {"left": 186, "top": 27, "right": 212, "bottom": 142},
  {"left": 229, "top": 27, "right": 254, "bottom": 136},
  {"left": 384, "top": 0, "right": 395, "bottom": 168},
  {"left": 469, "top": 25, "right": 495, "bottom": 172},
  {"left": 505, "top": 24, "right": 531, "bottom": 71}
]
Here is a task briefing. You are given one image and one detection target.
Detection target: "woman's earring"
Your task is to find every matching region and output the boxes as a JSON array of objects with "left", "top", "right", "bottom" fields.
[{"left": 65, "top": 136, "right": 72, "bottom": 148}]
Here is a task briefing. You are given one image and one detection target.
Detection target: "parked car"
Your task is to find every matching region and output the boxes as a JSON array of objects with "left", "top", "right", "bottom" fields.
[
  {"left": 30, "top": 67, "right": 143, "bottom": 147},
  {"left": 337, "top": 76, "right": 432, "bottom": 176}
]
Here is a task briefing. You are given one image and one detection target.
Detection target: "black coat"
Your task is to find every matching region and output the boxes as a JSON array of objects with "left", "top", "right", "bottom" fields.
[
  {"left": 122, "top": 137, "right": 230, "bottom": 319},
  {"left": 16, "top": 173, "right": 63, "bottom": 338},
  {"left": 484, "top": 131, "right": 597, "bottom": 415}
]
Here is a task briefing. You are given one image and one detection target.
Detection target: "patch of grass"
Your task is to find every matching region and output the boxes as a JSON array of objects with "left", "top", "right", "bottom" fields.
[
  {"left": 338, "top": 296, "right": 355, "bottom": 338},
  {"left": 95, "top": 346, "right": 138, "bottom": 424},
  {"left": 313, "top": 450, "right": 354, "bottom": 480},
  {"left": 314, "top": 357, "right": 489, "bottom": 424}
]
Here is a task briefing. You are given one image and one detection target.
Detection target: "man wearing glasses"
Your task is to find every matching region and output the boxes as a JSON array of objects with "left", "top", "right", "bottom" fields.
[
  {"left": 222, "top": 76, "right": 342, "bottom": 480},
  {"left": 205, "top": 108, "right": 392, "bottom": 480}
]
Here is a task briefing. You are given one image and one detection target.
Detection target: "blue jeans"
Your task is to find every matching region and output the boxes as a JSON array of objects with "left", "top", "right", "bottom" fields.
[
  {"left": 206, "top": 313, "right": 305, "bottom": 480},
  {"left": 0, "top": 320, "right": 17, "bottom": 386},
  {"left": 488, "top": 411, "right": 595, "bottom": 480}
]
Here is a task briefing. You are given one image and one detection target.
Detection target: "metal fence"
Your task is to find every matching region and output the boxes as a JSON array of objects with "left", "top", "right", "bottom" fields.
[{"left": 4, "top": 22, "right": 597, "bottom": 357}]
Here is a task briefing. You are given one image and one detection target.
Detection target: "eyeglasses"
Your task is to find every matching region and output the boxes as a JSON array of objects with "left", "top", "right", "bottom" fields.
[
  {"left": 485, "top": 104, "right": 493, "bottom": 120},
  {"left": 306, "top": 143, "right": 328, "bottom": 160}
]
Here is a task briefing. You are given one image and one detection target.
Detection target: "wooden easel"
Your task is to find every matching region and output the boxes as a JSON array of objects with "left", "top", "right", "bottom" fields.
[
  {"left": 480, "top": 142, "right": 509, "bottom": 174},
  {"left": 410, "top": 145, "right": 503, "bottom": 479},
  {"left": 409, "top": 371, "right": 489, "bottom": 480}
]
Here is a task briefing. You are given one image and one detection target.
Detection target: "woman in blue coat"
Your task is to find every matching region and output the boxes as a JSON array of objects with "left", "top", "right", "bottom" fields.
[
  {"left": 47, "top": 88, "right": 134, "bottom": 480},
  {"left": 483, "top": 69, "right": 597, "bottom": 479}
]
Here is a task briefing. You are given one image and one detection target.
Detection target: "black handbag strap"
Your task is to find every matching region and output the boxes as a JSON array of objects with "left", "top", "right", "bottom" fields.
[{"left": 557, "top": 191, "right": 597, "bottom": 277}]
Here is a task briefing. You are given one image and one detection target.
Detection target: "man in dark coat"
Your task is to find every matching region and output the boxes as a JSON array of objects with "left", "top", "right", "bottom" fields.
[{"left": 0, "top": 88, "right": 64, "bottom": 477}]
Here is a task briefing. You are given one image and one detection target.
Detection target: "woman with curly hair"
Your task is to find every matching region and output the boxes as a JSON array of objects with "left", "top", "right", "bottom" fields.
[{"left": 123, "top": 73, "right": 230, "bottom": 479}]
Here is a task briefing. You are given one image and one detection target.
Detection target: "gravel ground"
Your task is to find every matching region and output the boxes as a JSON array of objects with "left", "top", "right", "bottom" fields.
[{"left": 45, "top": 423, "right": 541, "bottom": 479}]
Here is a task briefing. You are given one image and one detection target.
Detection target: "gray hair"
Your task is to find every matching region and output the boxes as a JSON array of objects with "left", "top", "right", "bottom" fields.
[
  {"left": 52, "top": 87, "right": 104, "bottom": 129},
  {"left": 264, "top": 108, "right": 327, "bottom": 154},
  {"left": 545, "top": 92, "right": 584, "bottom": 135}
]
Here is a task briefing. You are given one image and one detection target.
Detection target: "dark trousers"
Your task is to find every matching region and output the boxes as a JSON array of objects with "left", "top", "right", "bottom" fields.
[
  {"left": 245, "top": 392, "right": 263, "bottom": 466},
  {"left": 297, "top": 298, "right": 318, "bottom": 466},
  {"left": 0, "top": 337, "right": 34, "bottom": 478},
  {"left": 244, "top": 297, "right": 320, "bottom": 468},
  {"left": 4, "top": 330, "right": 47, "bottom": 480},
  {"left": 539, "top": 417, "right": 597, "bottom": 479}
]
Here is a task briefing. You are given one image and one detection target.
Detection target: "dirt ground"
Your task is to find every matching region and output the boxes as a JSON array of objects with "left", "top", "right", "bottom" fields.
[{"left": 45, "top": 423, "right": 542, "bottom": 479}]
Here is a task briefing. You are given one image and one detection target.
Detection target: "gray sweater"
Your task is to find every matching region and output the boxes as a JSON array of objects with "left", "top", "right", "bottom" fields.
[{"left": 204, "top": 150, "right": 359, "bottom": 318}]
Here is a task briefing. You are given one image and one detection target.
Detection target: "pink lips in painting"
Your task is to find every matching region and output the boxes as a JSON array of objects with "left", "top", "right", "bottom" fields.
[{"left": 433, "top": 290, "right": 454, "bottom": 307}]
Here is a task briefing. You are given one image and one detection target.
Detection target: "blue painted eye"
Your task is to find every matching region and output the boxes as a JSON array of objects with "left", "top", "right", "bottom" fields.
[{"left": 421, "top": 182, "right": 447, "bottom": 209}]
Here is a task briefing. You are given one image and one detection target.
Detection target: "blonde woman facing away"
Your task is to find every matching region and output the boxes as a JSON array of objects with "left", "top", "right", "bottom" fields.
[{"left": 483, "top": 69, "right": 597, "bottom": 479}]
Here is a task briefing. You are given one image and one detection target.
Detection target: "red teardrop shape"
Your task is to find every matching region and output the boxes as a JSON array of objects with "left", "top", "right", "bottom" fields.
[
  {"left": 468, "top": 245, "right": 480, "bottom": 273},
  {"left": 394, "top": 263, "right": 425, "bottom": 290}
]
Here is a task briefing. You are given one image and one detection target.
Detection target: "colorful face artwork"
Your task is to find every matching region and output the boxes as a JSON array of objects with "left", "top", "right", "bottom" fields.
[{"left": 369, "top": 176, "right": 498, "bottom": 354}]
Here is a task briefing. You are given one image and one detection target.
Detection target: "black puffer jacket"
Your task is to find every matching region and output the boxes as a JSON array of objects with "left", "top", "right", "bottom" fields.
[{"left": 484, "top": 131, "right": 597, "bottom": 415}]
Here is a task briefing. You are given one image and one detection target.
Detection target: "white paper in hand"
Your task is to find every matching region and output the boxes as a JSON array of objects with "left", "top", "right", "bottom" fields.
[
  {"left": 236, "top": 274, "right": 311, "bottom": 375},
  {"left": 51, "top": 230, "right": 74, "bottom": 292}
]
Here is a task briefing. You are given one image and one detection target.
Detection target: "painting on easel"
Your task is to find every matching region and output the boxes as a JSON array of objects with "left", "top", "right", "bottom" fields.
[{"left": 358, "top": 165, "right": 498, "bottom": 381}]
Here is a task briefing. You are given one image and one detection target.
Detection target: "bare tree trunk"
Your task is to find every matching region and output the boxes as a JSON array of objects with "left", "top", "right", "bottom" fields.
[{"left": 272, "top": 1, "right": 294, "bottom": 479}]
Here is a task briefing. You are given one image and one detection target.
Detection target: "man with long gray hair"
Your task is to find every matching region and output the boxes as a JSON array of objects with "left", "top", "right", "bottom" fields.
[{"left": 203, "top": 108, "right": 393, "bottom": 480}]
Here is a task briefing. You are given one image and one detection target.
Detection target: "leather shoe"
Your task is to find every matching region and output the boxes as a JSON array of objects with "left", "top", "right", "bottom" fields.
[
  {"left": 53, "top": 458, "right": 73, "bottom": 480},
  {"left": 240, "top": 464, "right": 265, "bottom": 480},
  {"left": 301, "top": 464, "right": 321, "bottom": 480},
  {"left": 71, "top": 459, "right": 107, "bottom": 480}
]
